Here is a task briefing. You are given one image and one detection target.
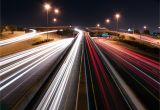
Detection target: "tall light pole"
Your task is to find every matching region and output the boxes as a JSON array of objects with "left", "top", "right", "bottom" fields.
[
  {"left": 44, "top": 3, "right": 51, "bottom": 40},
  {"left": 115, "top": 14, "right": 120, "bottom": 32}
]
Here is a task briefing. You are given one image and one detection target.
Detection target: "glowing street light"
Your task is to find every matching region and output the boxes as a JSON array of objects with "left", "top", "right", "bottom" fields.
[
  {"left": 44, "top": 3, "right": 51, "bottom": 40},
  {"left": 44, "top": 3, "right": 51, "bottom": 10},
  {"left": 53, "top": 18, "right": 57, "bottom": 22},
  {"left": 105, "top": 19, "right": 110, "bottom": 29},
  {"left": 115, "top": 13, "right": 120, "bottom": 32},
  {"left": 106, "top": 19, "right": 110, "bottom": 23},
  {"left": 97, "top": 24, "right": 100, "bottom": 28},
  {"left": 54, "top": 8, "right": 59, "bottom": 14},
  {"left": 144, "top": 26, "right": 147, "bottom": 30},
  {"left": 115, "top": 14, "right": 120, "bottom": 19}
]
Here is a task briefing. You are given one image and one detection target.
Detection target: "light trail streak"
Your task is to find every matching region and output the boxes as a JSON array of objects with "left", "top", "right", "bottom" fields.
[
  {"left": 84, "top": 33, "right": 150, "bottom": 110},
  {"left": 0, "top": 38, "right": 73, "bottom": 67},
  {"left": 0, "top": 38, "right": 73, "bottom": 92},
  {"left": 94, "top": 38, "right": 160, "bottom": 109},
  {"left": 36, "top": 29, "right": 83, "bottom": 110},
  {"left": 91, "top": 37, "right": 146, "bottom": 110},
  {"left": 0, "top": 29, "right": 57, "bottom": 46},
  {"left": 95, "top": 39, "right": 160, "bottom": 87},
  {"left": 0, "top": 38, "right": 72, "bottom": 65}
]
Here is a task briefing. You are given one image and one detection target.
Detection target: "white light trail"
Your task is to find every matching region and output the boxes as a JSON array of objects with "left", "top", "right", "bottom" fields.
[
  {"left": 0, "top": 30, "right": 57, "bottom": 46},
  {"left": 0, "top": 38, "right": 73, "bottom": 66},
  {"left": 36, "top": 29, "right": 83, "bottom": 110},
  {"left": 0, "top": 38, "right": 73, "bottom": 91}
]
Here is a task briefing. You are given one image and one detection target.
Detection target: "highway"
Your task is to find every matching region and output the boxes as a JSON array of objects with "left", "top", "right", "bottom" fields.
[
  {"left": 0, "top": 29, "right": 57, "bottom": 46},
  {"left": 0, "top": 38, "right": 74, "bottom": 110},
  {"left": 83, "top": 32, "right": 159, "bottom": 110},
  {"left": 0, "top": 29, "right": 159, "bottom": 110}
]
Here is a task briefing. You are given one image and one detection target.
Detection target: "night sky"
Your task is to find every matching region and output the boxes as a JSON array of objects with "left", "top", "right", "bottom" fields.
[{"left": 1, "top": 0, "right": 159, "bottom": 32}]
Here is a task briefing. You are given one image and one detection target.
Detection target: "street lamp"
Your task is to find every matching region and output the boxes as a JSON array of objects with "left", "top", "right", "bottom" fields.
[
  {"left": 106, "top": 19, "right": 110, "bottom": 29},
  {"left": 44, "top": 3, "right": 51, "bottom": 40},
  {"left": 115, "top": 13, "right": 120, "bottom": 32},
  {"left": 143, "top": 26, "right": 147, "bottom": 30},
  {"left": 54, "top": 9, "right": 59, "bottom": 14},
  {"left": 53, "top": 18, "right": 57, "bottom": 23},
  {"left": 106, "top": 19, "right": 110, "bottom": 23},
  {"left": 97, "top": 24, "right": 100, "bottom": 28}
]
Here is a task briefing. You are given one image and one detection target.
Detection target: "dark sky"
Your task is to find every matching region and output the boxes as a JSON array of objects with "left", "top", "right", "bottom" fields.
[{"left": 1, "top": 0, "right": 160, "bottom": 31}]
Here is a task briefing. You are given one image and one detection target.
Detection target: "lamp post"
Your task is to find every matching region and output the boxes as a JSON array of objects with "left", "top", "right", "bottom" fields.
[
  {"left": 44, "top": 3, "right": 51, "bottom": 40},
  {"left": 115, "top": 14, "right": 120, "bottom": 32}
]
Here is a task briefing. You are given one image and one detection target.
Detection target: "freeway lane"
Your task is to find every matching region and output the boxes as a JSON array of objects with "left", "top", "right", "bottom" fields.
[
  {"left": 0, "top": 30, "right": 57, "bottom": 46},
  {"left": 36, "top": 29, "right": 83, "bottom": 110},
  {"left": 84, "top": 33, "right": 140, "bottom": 110},
  {"left": 0, "top": 38, "right": 74, "bottom": 110},
  {"left": 94, "top": 38, "right": 160, "bottom": 110}
]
